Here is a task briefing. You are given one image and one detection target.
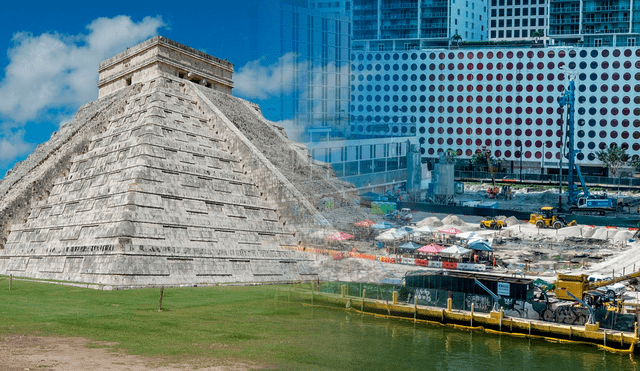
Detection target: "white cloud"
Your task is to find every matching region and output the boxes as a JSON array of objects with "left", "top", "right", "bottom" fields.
[
  {"left": 233, "top": 52, "right": 303, "bottom": 100},
  {"left": 0, "top": 15, "right": 165, "bottom": 174},
  {"left": 0, "top": 15, "right": 165, "bottom": 123},
  {"left": 234, "top": 55, "right": 350, "bottom": 135},
  {"left": 0, "top": 130, "right": 33, "bottom": 162}
]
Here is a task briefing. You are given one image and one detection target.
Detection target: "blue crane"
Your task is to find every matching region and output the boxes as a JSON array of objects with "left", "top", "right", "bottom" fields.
[{"left": 558, "top": 76, "right": 618, "bottom": 214}]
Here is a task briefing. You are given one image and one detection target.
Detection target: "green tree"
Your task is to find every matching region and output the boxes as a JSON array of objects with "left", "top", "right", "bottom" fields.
[
  {"left": 595, "top": 145, "right": 629, "bottom": 178},
  {"left": 470, "top": 152, "right": 498, "bottom": 172},
  {"left": 451, "top": 34, "right": 462, "bottom": 46},
  {"left": 531, "top": 30, "right": 544, "bottom": 42},
  {"left": 630, "top": 156, "right": 640, "bottom": 173}
]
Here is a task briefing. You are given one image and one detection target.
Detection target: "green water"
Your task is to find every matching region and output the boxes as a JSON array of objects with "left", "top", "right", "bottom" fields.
[{"left": 292, "top": 306, "right": 638, "bottom": 371}]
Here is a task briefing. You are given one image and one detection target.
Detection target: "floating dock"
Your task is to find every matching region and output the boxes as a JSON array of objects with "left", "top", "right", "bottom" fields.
[{"left": 313, "top": 288, "right": 638, "bottom": 354}]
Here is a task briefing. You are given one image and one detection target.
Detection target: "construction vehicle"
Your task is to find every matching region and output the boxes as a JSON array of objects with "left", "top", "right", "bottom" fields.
[
  {"left": 386, "top": 208, "right": 413, "bottom": 224},
  {"left": 529, "top": 206, "right": 576, "bottom": 229},
  {"left": 479, "top": 217, "right": 505, "bottom": 230},
  {"left": 554, "top": 272, "right": 640, "bottom": 312},
  {"left": 484, "top": 148, "right": 496, "bottom": 186},
  {"left": 558, "top": 76, "right": 618, "bottom": 214}
]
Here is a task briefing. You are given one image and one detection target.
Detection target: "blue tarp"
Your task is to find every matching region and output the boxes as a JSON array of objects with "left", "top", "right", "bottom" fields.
[
  {"left": 371, "top": 222, "right": 393, "bottom": 230},
  {"left": 468, "top": 241, "right": 493, "bottom": 252}
]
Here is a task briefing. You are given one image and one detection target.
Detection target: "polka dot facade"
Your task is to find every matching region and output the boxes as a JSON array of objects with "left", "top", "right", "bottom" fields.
[{"left": 351, "top": 47, "right": 640, "bottom": 162}]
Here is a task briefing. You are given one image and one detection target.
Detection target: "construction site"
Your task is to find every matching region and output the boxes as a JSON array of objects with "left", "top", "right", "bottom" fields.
[{"left": 2, "top": 36, "right": 640, "bottom": 353}]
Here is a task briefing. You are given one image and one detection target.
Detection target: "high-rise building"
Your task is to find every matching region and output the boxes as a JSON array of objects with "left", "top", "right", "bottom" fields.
[
  {"left": 488, "top": 0, "right": 550, "bottom": 41},
  {"left": 309, "top": 0, "right": 353, "bottom": 17},
  {"left": 246, "top": 1, "right": 351, "bottom": 142},
  {"left": 351, "top": 0, "right": 489, "bottom": 52},
  {"left": 548, "top": 0, "right": 640, "bottom": 47},
  {"left": 350, "top": 46, "right": 640, "bottom": 173},
  {"left": 279, "top": 2, "right": 352, "bottom": 141}
]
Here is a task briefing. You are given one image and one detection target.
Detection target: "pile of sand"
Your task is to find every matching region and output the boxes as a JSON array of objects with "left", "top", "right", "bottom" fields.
[
  {"left": 613, "top": 230, "right": 635, "bottom": 243},
  {"left": 591, "top": 227, "right": 617, "bottom": 240},
  {"left": 557, "top": 226, "right": 586, "bottom": 237},
  {"left": 417, "top": 216, "right": 443, "bottom": 227},
  {"left": 441, "top": 214, "right": 466, "bottom": 226},
  {"left": 506, "top": 216, "right": 523, "bottom": 226},
  {"left": 582, "top": 226, "right": 596, "bottom": 238}
]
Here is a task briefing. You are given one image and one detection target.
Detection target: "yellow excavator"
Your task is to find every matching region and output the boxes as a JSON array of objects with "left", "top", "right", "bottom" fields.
[{"left": 529, "top": 206, "right": 577, "bottom": 229}]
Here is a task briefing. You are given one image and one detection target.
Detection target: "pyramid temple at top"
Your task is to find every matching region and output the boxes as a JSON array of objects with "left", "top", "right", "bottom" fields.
[{"left": 0, "top": 36, "right": 356, "bottom": 288}]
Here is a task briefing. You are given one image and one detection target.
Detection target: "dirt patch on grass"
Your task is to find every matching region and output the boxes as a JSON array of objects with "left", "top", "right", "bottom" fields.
[{"left": 0, "top": 335, "right": 258, "bottom": 371}]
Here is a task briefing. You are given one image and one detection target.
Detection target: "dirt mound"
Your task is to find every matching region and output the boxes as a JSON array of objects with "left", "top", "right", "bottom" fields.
[
  {"left": 591, "top": 227, "right": 617, "bottom": 240},
  {"left": 614, "top": 230, "right": 635, "bottom": 243},
  {"left": 557, "top": 226, "right": 583, "bottom": 237},
  {"left": 417, "top": 216, "right": 443, "bottom": 227},
  {"left": 582, "top": 226, "right": 596, "bottom": 238},
  {"left": 441, "top": 214, "right": 466, "bottom": 226},
  {"left": 504, "top": 216, "right": 522, "bottom": 226}
]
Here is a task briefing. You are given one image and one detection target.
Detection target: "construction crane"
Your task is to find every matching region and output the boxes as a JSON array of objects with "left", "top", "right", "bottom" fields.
[
  {"left": 557, "top": 73, "right": 618, "bottom": 214},
  {"left": 482, "top": 147, "right": 496, "bottom": 186}
]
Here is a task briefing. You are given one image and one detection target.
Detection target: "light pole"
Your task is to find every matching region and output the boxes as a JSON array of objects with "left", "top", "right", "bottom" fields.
[
  {"left": 542, "top": 142, "right": 545, "bottom": 179},
  {"left": 519, "top": 140, "right": 523, "bottom": 181}
]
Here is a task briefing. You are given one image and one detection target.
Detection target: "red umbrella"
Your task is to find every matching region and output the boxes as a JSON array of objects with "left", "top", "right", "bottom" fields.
[
  {"left": 438, "top": 227, "right": 463, "bottom": 235},
  {"left": 417, "top": 243, "right": 444, "bottom": 253},
  {"left": 354, "top": 220, "right": 376, "bottom": 227},
  {"left": 325, "top": 232, "right": 355, "bottom": 241}
]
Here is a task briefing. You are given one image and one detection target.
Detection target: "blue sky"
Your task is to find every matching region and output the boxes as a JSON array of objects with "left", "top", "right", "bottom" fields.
[{"left": 0, "top": 0, "right": 288, "bottom": 177}]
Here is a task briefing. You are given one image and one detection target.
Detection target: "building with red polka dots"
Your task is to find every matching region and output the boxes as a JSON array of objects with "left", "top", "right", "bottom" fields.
[{"left": 349, "top": 46, "right": 640, "bottom": 174}]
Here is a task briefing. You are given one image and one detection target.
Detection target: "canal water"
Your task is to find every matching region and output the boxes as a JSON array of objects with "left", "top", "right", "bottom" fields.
[{"left": 294, "top": 305, "right": 638, "bottom": 370}]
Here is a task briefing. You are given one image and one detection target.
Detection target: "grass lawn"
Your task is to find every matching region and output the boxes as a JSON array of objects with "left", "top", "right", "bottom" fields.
[{"left": 0, "top": 277, "right": 337, "bottom": 369}]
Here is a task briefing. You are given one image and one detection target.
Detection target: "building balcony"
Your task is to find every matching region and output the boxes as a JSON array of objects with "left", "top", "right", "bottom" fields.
[
  {"left": 382, "top": 24, "right": 418, "bottom": 30},
  {"left": 583, "top": 17, "right": 630, "bottom": 24},
  {"left": 381, "top": 2, "right": 419, "bottom": 10},
  {"left": 380, "top": 32, "right": 419, "bottom": 39},
  {"left": 420, "top": 32, "right": 448, "bottom": 38},
  {"left": 548, "top": 28, "right": 580, "bottom": 35},
  {"left": 354, "top": 24, "right": 379, "bottom": 30},
  {"left": 549, "top": 6, "right": 581, "bottom": 13},
  {"left": 421, "top": 23, "right": 448, "bottom": 29},
  {"left": 549, "top": 18, "right": 580, "bottom": 25},
  {"left": 355, "top": 14, "right": 379, "bottom": 20},
  {"left": 583, "top": 27, "right": 631, "bottom": 34},
  {"left": 421, "top": 12, "right": 448, "bottom": 18},
  {"left": 353, "top": 4, "right": 377, "bottom": 10},
  {"left": 584, "top": 4, "right": 631, "bottom": 12},
  {"left": 382, "top": 12, "right": 419, "bottom": 19},
  {"left": 421, "top": 1, "right": 448, "bottom": 7}
]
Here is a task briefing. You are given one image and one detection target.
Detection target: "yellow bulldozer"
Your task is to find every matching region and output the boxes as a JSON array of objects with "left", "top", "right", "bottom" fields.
[{"left": 529, "top": 206, "right": 577, "bottom": 229}]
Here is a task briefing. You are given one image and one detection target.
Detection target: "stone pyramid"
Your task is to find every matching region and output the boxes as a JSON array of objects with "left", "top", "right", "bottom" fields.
[{"left": 0, "top": 37, "right": 354, "bottom": 288}]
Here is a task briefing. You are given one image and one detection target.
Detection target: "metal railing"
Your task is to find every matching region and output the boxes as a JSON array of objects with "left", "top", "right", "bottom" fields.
[
  {"left": 583, "top": 27, "right": 630, "bottom": 34},
  {"left": 550, "top": 6, "right": 581, "bottom": 13},
  {"left": 584, "top": 4, "right": 631, "bottom": 12},
  {"left": 583, "top": 17, "right": 630, "bottom": 24},
  {"left": 455, "top": 171, "right": 640, "bottom": 188},
  {"left": 549, "top": 18, "right": 580, "bottom": 25},
  {"left": 548, "top": 28, "right": 580, "bottom": 35}
]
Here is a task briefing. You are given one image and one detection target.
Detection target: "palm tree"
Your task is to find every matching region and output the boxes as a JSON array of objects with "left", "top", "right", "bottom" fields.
[
  {"left": 531, "top": 30, "right": 544, "bottom": 43},
  {"left": 451, "top": 34, "right": 462, "bottom": 46}
]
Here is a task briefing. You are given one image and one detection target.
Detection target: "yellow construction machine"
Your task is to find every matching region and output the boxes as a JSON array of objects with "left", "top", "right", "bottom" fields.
[
  {"left": 479, "top": 217, "right": 505, "bottom": 230},
  {"left": 529, "top": 206, "right": 576, "bottom": 229},
  {"left": 554, "top": 271, "right": 640, "bottom": 312}
]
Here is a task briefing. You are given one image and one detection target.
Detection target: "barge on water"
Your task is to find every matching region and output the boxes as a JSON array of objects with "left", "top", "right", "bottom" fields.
[{"left": 315, "top": 271, "right": 640, "bottom": 353}]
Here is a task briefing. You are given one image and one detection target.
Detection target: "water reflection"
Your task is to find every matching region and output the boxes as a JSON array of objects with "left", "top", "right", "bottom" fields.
[{"left": 303, "top": 306, "right": 637, "bottom": 370}]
